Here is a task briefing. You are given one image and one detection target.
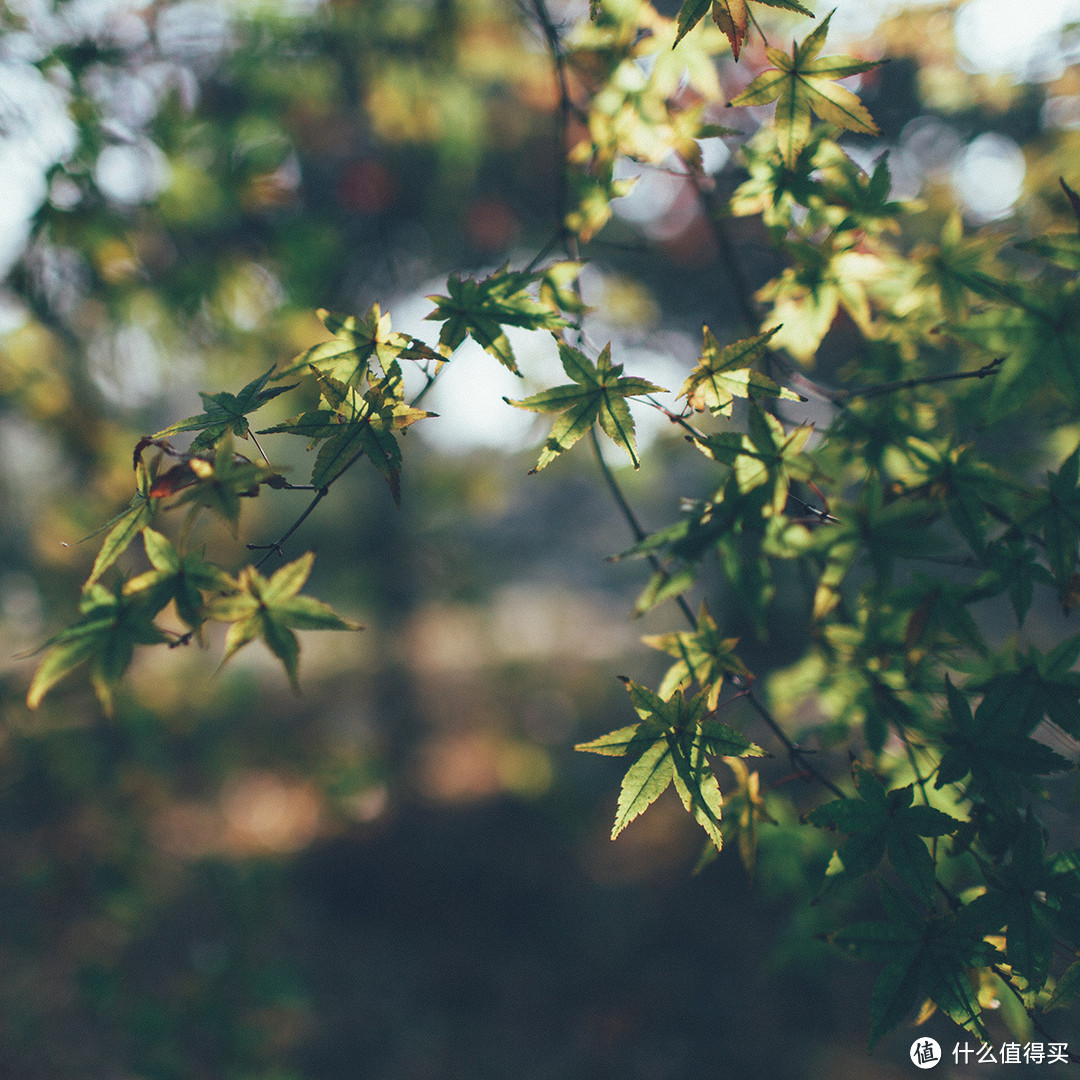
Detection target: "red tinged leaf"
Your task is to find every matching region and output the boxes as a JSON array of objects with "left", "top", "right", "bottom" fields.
[{"left": 147, "top": 462, "right": 198, "bottom": 499}]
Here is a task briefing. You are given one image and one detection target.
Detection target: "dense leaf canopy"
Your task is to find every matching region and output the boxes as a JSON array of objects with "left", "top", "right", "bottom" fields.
[{"left": 2, "top": 0, "right": 1080, "bottom": 1074}]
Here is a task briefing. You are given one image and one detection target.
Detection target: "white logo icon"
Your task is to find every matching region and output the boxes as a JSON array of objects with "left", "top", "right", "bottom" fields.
[{"left": 910, "top": 1037, "right": 941, "bottom": 1069}]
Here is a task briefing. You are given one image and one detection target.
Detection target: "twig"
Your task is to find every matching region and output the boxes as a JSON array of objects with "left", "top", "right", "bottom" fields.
[
  {"left": 529, "top": 0, "right": 577, "bottom": 261},
  {"left": 249, "top": 483, "right": 332, "bottom": 567},
  {"left": 833, "top": 357, "right": 1006, "bottom": 402},
  {"left": 590, "top": 428, "right": 846, "bottom": 797},
  {"left": 589, "top": 428, "right": 699, "bottom": 630}
]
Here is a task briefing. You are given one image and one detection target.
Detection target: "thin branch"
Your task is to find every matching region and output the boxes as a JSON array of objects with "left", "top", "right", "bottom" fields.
[
  {"left": 738, "top": 682, "right": 846, "bottom": 798},
  {"left": 249, "top": 484, "right": 332, "bottom": 567},
  {"left": 248, "top": 429, "right": 273, "bottom": 469},
  {"left": 590, "top": 428, "right": 846, "bottom": 797},
  {"left": 833, "top": 356, "right": 1006, "bottom": 402},
  {"left": 589, "top": 428, "right": 699, "bottom": 629},
  {"left": 530, "top": 0, "right": 578, "bottom": 262}
]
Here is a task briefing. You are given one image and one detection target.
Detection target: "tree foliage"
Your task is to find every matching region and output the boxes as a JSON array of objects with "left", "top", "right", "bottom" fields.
[{"left": 4, "top": 0, "right": 1080, "bottom": 1068}]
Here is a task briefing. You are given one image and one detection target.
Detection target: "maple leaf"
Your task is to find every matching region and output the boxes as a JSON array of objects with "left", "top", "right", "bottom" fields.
[
  {"left": 123, "top": 528, "right": 235, "bottom": 636},
  {"left": 946, "top": 275, "right": 1080, "bottom": 419},
  {"left": 809, "top": 762, "right": 962, "bottom": 901},
  {"left": 1019, "top": 442, "right": 1080, "bottom": 586},
  {"left": 26, "top": 581, "right": 171, "bottom": 716},
  {"left": 641, "top": 601, "right": 751, "bottom": 709},
  {"left": 73, "top": 445, "right": 171, "bottom": 588},
  {"left": 152, "top": 365, "right": 297, "bottom": 453},
  {"left": 676, "top": 0, "right": 814, "bottom": 59},
  {"left": 728, "top": 11, "right": 881, "bottom": 168},
  {"left": 206, "top": 552, "right": 360, "bottom": 693},
  {"left": 260, "top": 364, "right": 432, "bottom": 502},
  {"left": 935, "top": 676, "right": 1075, "bottom": 807},
  {"left": 693, "top": 404, "right": 815, "bottom": 514},
  {"left": 277, "top": 305, "right": 439, "bottom": 385},
  {"left": 505, "top": 340, "right": 665, "bottom": 472},
  {"left": 678, "top": 325, "right": 803, "bottom": 417},
  {"left": 577, "top": 679, "right": 765, "bottom": 850},
  {"left": 961, "top": 635, "right": 1080, "bottom": 745},
  {"left": 425, "top": 268, "right": 568, "bottom": 373},
  {"left": 168, "top": 434, "right": 275, "bottom": 536},
  {"left": 830, "top": 883, "right": 999, "bottom": 1048}
]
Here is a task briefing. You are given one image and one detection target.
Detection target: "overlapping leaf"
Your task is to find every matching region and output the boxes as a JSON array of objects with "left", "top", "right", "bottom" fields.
[
  {"left": 167, "top": 434, "right": 275, "bottom": 535},
  {"left": 505, "top": 340, "right": 665, "bottom": 472},
  {"left": 830, "top": 883, "right": 999, "bottom": 1048},
  {"left": 678, "top": 325, "right": 803, "bottom": 417},
  {"left": 809, "top": 762, "right": 961, "bottom": 901},
  {"left": 693, "top": 404, "right": 815, "bottom": 514},
  {"left": 728, "top": 12, "right": 881, "bottom": 167},
  {"left": 426, "top": 268, "right": 569, "bottom": 373},
  {"left": 277, "top": 305, "right": 439, "bottom": 385},
  {"left": 26, "top": 581, "right": 172, "bottom": 715},
  {"left": 675, "top": 0, "right": 814, "bottom": 58},
  {"left": 259, "top": 364, "right": 434, "bottom": 502},
  {"left": 123, "top": 527, "right": 235, "bottom": 635},
  {"left": 641, "top": 602, "right": 751, "bottom": 709},
  {"left": 935, "top": 676, "right": 1075, "bottom": 805},
  {"left": 1022, "top": 442, "right": 1080, "bottom": 586},
  {"left": 152, "top": 365, "right": 297, "bottom": 452}
]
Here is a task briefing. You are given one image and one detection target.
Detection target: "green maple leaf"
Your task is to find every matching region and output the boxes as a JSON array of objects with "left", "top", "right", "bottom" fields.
[
  {"left": 206, "top": 552, "right": 361, "bottom": 693},
  {"left": 997, "top": 816, "right": 1059, "bottom": 996},
  {"left": 950, "top": 280, "right": 1080, "bottom": 419},
  {"left": 73, "top": 448, "right": 166, "bottom": 587},
  {"left": 966, "top": 637, "right": 1080, "bottom": 743},
  {"left": 678, "top": 325, "right": 803, "bottom": 417},
  {"left": 693, "top": 403, "right": 815, "bottom": 514},
  {"left": 806, "top": 478, "right": 945, "bottom": 618},
  {"left": 152, "top": 365, "right": 297, "bottom": 453},
  {"left": 728, "top": 11, "right": 881, "bottom": 168},
  {"left": 82, "top": 493, "right": 157, "bottom": 588},
  {"left": 911, "top": 212, "right": 1004, "bottom": 320},
  {"left": 904, "top": 438, "right": 1024, "bottom": 559},
  {"left": 809, "top": 762, "right": 961, "bottom": 901},
  {"left": 26, "top": 581, "right": 172, "bottom": 715},
  {"left": 169, "top": 434, "right": 275, "bottom": 535},
  {"left": 123, "top": 528, "right": 235, "bottom": 635},
  {"left": 830, "top": 883, "right": 999, "bottom": 1048},
  {"left": 1047, "top": 959, "right": 1080, "bottom": 1011},
  {"left": 675, "top": 0, "right": 814, "bottom": 58},
  {"left": 278, "top": 305, "right": 440, "bottom": 385},
  {"left": 425, "top": 267, "right": 569, "bottom": 373},
  {"left": 641, "top": 602, "right": 752, "bottom": 709},
  {"left": 974, "top": 538, "right": 1055, "bottom": 625},
  {"left": 505, "top": 340, "right": 666, "bottom": 472},
  {"left": 936, "top": 676, "right": 1075, "bottom": 806},
  {"left": 577, "top": 679, "right": 764, "bottom": 850},
  {"left": 959, "top": 816, "right": 1080, "bottom": 999},
  {"left": 259, "top": 364, "right": 434, "bottom": 502},
  {"left": 1021, "top": 442, "right": 1080, "bottom": 585},
  {"left": 566, "top": 171, "right": 637, "bottom": 244},
  {"left": 1015, "top": 232, "right": 1080, "bottom": 271}
]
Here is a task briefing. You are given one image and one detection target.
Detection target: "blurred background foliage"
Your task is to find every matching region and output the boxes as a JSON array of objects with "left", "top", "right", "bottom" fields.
[{"left": 1, "top": 0, "right": 1079, "bottom": 1076}]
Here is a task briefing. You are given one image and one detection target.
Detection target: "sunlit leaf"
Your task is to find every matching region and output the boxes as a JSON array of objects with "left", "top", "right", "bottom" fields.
[
  {"left": 505, "top": 340, "right": 665, "bottom": 471},
  {"left": 728, "top": 12, "right": 881, "bottom": 167},
  {"left": 206, "top": 552, "right": 361, "bottom": 693},
  {"left": 152, "top": 365, "right": 297, "bottom": 452}
]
